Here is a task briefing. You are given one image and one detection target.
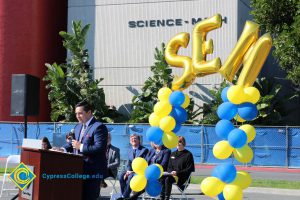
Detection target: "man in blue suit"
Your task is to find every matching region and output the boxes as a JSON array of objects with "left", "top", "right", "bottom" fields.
[
  {"left": 63, "top": 101, "right": 108, "bottom": 200},
  {"left": 118, "top": 134, "right": 148, "bottom": 199}
]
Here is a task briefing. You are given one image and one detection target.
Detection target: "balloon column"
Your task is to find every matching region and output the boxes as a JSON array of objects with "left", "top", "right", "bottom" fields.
[
  {"left": 200, "top": 85, "right": 260, "bottom": 199},
  {"left": 213, "top": 85, "right": 259, "bottom": 163},
  {"left": 146, "top": 87, "right": 190, "bottom": 148},
  {"left": 130, "top": 157, "right": 164, "bottom": 197}
]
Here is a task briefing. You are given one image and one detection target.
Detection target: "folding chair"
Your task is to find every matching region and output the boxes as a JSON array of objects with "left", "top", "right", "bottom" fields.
[
  {"left": 109, "top": 159, "right": 128, "bottom": 200},
  {"left": 0, "top": 155, "right": 20, "bottom": 198},
  {"left": 172, "top": 174, "right": 192, "bottom": 200}
]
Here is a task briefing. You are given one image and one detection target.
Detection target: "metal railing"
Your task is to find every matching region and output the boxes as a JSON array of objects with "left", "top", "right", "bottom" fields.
[{"left": 0, "top": 122, "right": 299, "bottom": 168}]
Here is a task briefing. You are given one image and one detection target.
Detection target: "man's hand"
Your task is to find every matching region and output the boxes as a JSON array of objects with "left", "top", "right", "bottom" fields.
[
  {"left": 72, "top": 140, "right": 81, "bottom": 150},
  {"left": 51, "top": 147, "right": 64, "bottom": 152},
  {"left": 123, "top": 171, "right": 133, "bottom": 180}
]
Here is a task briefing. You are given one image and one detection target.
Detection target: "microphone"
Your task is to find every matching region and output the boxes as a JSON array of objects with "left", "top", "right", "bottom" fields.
[{"left": 67, "top": 129, "right": 75, "bottom": 141}]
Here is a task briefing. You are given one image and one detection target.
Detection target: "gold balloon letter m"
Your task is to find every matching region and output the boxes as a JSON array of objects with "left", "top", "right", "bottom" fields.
[{"left": 165, "top": 14, "right": 272, "bottom": 90}]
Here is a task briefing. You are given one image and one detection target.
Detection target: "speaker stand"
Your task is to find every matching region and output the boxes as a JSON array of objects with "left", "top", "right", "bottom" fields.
[{"left": 24, "top": 114, "right": 28, "bottom": 138}]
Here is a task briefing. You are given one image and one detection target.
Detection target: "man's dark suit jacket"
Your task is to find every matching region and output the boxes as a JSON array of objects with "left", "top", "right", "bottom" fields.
[
  {"left": 127, "top": 145, "right": 148, "bottom": 171},
  {"left": 63, "top": 117, "right": 108, "bottom": 177},
  {"left": 145, "top": 146, "right": 171, "bottom": 171},
  {"left": 107, "top": 144, "right": 120, "bottom": 178}
]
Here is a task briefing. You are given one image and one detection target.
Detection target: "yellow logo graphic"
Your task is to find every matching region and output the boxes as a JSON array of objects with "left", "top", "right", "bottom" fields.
[{"left": 9, "top": 162, "right": 36, "bottom": 190}]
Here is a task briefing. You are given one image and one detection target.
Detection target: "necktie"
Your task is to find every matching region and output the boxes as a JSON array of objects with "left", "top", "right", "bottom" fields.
[
  {"left": 133, "top": 149, "right": 137, "bottom": 158},
  {"left": 79, "top": 124, "right": 86, "bottom": 142},
  {"left": 74, "top": 124, "right": 86, "bottom": 154}
]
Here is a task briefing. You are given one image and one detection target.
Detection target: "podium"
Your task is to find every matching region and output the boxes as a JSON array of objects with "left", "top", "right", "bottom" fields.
[{"left": 19, "top": 148, "right": 83, "bottom": 200}]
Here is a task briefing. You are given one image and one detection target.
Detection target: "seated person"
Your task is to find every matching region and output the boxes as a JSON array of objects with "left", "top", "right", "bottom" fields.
[
  {"left": 118, "top": 134, "right": 148, "bottom": 199},
  {"left": 127, "top": 142, "right": 171, "bottom": 200},
  {"left": 101, "top": 132, "right": 120, "bottom": 188},
  {"left": 41, "top": 137, "right": 52, "bottom": 150},
  {"left": 160, "top": 136, "right": 195, "bottom": 200}
]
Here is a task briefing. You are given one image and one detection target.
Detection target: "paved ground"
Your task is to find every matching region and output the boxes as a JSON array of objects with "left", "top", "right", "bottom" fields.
[
  {"left": 1, "top": 160, "right": 300, "bottom": 199},
  {"left": 195, "top": 165, "right": 300, "bottom": 181},
  {"left": 1, "top": 177, "right": 300, "bottom": 200}
]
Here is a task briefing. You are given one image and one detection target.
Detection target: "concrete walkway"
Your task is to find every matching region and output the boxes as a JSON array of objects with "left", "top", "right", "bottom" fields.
[{"left": 1, "top": 176, "right": 299, "bottom": 200}]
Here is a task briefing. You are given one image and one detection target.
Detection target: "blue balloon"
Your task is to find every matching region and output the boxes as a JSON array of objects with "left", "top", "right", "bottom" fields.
[
  {"left": 221, "top": 87, "right": 229, "bottom": 102},
  {"left": 217, "top": 102, "right": 238, "bottom": 120},
  {"left": 218, "top": 192, "right": 225, "bottom": 200},
  {"left": 228, "top": 128, "right": 247, "bottom": 148},
  {"left": 238, "top": 102, "right": 258, "bottom": 121},
  {"left": 170, "top": 107, "right": 187, "bottom": 123},
  {"left": 169, "top": 91, "right": 185, "bottom": 107},
  {"left": 173, "top": 123, "right": 181, "bottom": 133},
  {"left": 145, "top": 164, "right": 161, "bottom": 181},
  {"left": 212, "top": 163, "right": 237, "bottom": 183},
  {"left": 146, "top": 127, "right": 163, "bottom": 145},
  {"left": 215, "top": 120, "right": 235, "bottom": 140},
  {"left": 146, "top": 180, "right": 162, "bottom": 197}
]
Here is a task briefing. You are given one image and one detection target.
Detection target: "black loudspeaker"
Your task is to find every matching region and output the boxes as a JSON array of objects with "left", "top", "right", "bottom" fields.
[{"left": 11, "top": 74, "right": 40, "bottom": 116}]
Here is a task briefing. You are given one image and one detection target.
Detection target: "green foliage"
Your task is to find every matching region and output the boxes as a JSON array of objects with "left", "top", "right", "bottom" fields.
[
  {"left": 44, "top": 21, "right": 119, "bottom": 122},
  {"left": 129, "top": 44, "right": 173, "bottom": 123},
  {"left": 198, "top": 78, "right": 298, "bottom": 125},
  {"left": 129, "top": 43, "right": 200, "bottom": 123},
  {"left": 252, "top": 77, "right": 298, "bottom": 125},
  {"left": 250, "top": 0, "right": 300, "bottom": 91}
]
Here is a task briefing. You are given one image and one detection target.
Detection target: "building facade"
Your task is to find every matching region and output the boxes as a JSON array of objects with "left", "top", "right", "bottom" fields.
[{"left": 68, "top": 0, "right": 251, "bottom": 117}]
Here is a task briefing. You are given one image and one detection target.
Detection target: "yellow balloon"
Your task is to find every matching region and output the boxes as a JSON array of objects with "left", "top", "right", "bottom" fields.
[
  {"left": 159, "top": 116, "right": 176, "bottom": 132},
  {"left": 130, "top": 175, "right": 147, "bottom": 192},
  {"left": 239, "top": 124, "right": 256, "bottom": 143},
  {"left": 231, "top": 171, "right": 252, "bottom": 189},
  {"left": 223, "top": 184, "right": 243, "bottom": 200},
  {"left": 234, "top": 114, "right": 246, "bottom": 122},
  {"left": 181, "top": 94, "right": 190, "bottom": 108},
  {"left": 244, "top": 87, "right": 260, "bottom": 104},
  {"left": 154, "top": 101, "right": 172, "bottom": 117},
  {"left": 149, "top": 113, "right": 161, "bottom": 127},
  {"left": 162, "top": 132, "right": 178, "bottom": 149},
  {"left": 155, "top": 164, "right": 164, "bottom": 177},
  {"left": 213, "top": 140, "right": 234, "bottom": 159},
  {"left": 132, "top": 158, "right": 148, "bottom": 175},
  {"left": 227, "top": 85, "right": 246, "bottom": 104},
  {"left": 158, "top": 87, "right": 172, "bottom": 102},
  {"left": 233, "top": 145, "right": 253, "bottom": 163},
  {"left": 200, "top": 177, "right": 225, "bottom": 197}
]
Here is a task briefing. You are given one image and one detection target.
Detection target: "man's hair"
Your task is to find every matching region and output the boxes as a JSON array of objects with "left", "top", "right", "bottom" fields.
[
  {"left": 130, "top": 133, "right": 141, "bottom": 143},
  {"left": 75, "top": 100, "right": 92, "bottom": 112}
]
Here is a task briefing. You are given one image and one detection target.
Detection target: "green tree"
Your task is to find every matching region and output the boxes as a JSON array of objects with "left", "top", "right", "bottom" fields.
[
  {"left": 250, "top": 0, "right": 300, "bottom": 91},
  {"left": 43, "top": 21, "right": 119, "bottom": 122},
  {"left": 252, "top": 77, "right": 298, "bottom": 125},
  {"left": 130, "top": 44, "right": 200, "bottom": 123}
]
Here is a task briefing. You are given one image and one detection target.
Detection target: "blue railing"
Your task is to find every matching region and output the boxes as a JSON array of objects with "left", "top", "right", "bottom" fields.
[{"left": 0, "top": 122, "right": 299, "bottom": 168}]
